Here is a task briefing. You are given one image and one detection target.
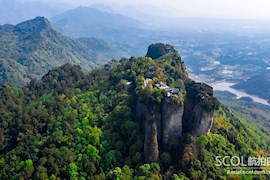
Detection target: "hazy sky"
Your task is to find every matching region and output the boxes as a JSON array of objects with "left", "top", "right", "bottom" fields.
[
  {"left": 34, "top": 0, "right": 270, "bottom": 20},
  {"left": 2, "top": 0, "right": 270, "bottom": 25}
]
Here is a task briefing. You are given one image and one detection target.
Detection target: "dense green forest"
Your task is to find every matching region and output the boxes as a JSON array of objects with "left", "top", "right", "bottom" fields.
[{"left": 1, "top": 44, "right": 270, "bottom": 179}]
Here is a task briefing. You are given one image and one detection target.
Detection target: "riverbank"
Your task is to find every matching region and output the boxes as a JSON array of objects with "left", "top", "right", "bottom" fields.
[{"left": 209, "top": 81, "right": 270, "bottom": 106}]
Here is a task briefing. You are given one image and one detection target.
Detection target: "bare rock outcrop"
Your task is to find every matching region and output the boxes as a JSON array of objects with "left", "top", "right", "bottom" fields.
[
  {"left": 137, "top": 97, "right": 184, "bottom": 163},
  {"left": 136, "top": 101, "right": 161, "bottom": 162},
  {"left": 162, "top": 97, "right": 184, "bottom": 145}
]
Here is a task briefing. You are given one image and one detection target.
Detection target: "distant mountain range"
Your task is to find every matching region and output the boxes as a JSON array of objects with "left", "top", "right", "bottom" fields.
[
  {"left": 0, "top": 17, "right": 129, "bottom": 85},
  {"left": 50, "top": 6, "right": 149, "bottom": 42}
]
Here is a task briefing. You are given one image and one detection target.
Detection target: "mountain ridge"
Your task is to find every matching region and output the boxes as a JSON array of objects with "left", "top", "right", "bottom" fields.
[
  {"left": 50, "top": 6, "right": 149, "bottom": 44},
  {"left": 0, "top": 17, "right": 129, "bottom": 85}
]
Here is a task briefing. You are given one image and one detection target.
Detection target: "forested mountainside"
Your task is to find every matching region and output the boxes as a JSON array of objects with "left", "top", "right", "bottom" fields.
[
  {"left": 214, "top": 90, "right": 270, "bottom": 135},
  {"left": 1, "top": 44, "right": 270, "bottom": 179},
  {"left": 0, "top": 17, "right": 128, "bottom": 86}
]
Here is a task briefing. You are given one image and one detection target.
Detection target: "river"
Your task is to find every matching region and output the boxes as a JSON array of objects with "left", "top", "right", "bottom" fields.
[{"left": 209, "top": 81, "right": 270, "bottom": 106}]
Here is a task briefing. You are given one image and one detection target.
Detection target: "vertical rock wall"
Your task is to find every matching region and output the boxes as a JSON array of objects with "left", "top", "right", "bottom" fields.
[
  {"left": 137, "top": 98, "right": 184, "bottom": 162},
  {"left": 183, "top": 95, "right": 215, "bottom": 136},
  {"left": 136, "top": 101, "right": 160, "bottom": 162},
  {"left": 191, "top": 103, "right": 214, "bottom": 136},
  {"left": 137, "top": 83, "right": 216, "bottom": 162},
  {"left": 144, "top": 117, "right": 159, "bottom": 163},
  {"left": 162, "top": 97, "right": 184, "bottom": 145}
]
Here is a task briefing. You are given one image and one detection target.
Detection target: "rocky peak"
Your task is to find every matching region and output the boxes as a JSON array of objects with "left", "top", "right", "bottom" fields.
[
  {"left": 146, "top": 43, "right": 175, "bottom": 59},
  {"left": 0, "top": 24, "right": 14, "bottom": 32},
  {"left": 13, "top": 17, "right": 52, "bottom": 36}
]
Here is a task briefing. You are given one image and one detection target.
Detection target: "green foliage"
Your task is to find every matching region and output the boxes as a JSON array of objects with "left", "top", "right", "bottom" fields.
[
  {"left": 172, "top": 174, "right": 190, "bottom": 180},
  {"left": 197, "top": 135, "right": 208, "bottom": 146},
  {"left": 135, "top": 163, "right": 162, "bottom": 179},
  {"left": 19, "top": 159, "right": 34, "bottom": 178},
  {"left": 215, "top": 90, "right": 270, "bottom": 136},
  {"left": 146, "top": 43, "right": 176, "bottom": 60},
  {"left": 107, "top": 165, "right": 134, "bottom": 180},
  {"left": 0, "top": 48, "right": 268, "bottom": 180},
  {"left": 186, "top": 80, "right": 220, "bottom": 111},
  {"left": 132, "top": 51, "right": 187, "bottom": 105},
  {"left": 67, "top": 162, "right": 79, "bottom": 179}
]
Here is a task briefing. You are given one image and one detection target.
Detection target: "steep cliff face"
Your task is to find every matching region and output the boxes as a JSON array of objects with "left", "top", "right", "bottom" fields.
[
  {"left": 137, "top": 82, "right": 219, "bottom": 162},
  {"left": 137, "top": 98, "right": 183, "bottom": 163},
  {"left": 192, "top": 104, "right": 214, "bottom": 135},
  {"left": 136, "top": 101, "right": 161, "bottom": 162},
  {"left": 144, "top": 116, "right": 159, "bottom": 163},
  {"left": 162, "top": 97, "right": 184, "bottom": 145},
  {"left": 182, "top": 82, "right": 219, "bottom": 136},
  {"left": 183, "top": 96, "right": 214, "bottom": 136}
]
